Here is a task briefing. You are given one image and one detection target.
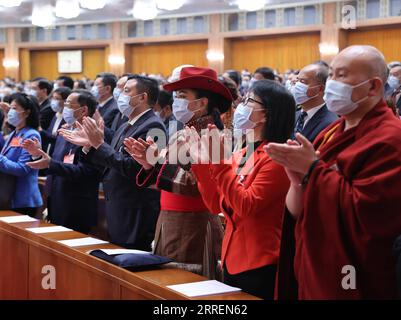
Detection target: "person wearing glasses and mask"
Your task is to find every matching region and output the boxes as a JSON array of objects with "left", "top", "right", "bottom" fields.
[
  {"left": 266, "top": 45, "right": 401, "bottom": 300},
  {"left": 291, "top": 63, "right": 338, "bottom": 142},
  {"left": 0, "top": 93, "right": 42, "bottom": 215},
  {"left": 123, "top": 67, "right": 233, "bottom": 279},
  {"left": 186, "top": 79, "right": 294, "bottom": 299},
  {"left": 22, "top": 90, "right": 101, "bottom": 233}
]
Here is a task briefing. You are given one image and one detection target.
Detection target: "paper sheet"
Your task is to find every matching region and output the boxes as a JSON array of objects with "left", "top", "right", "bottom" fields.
[
  {"left": 167, "top": 280, "right": 241, "bottom": 297},
  {"left": 0, "top": 215, "right": 38, "bottom": 223},
  {"left": 94, "top": 249, "right": 151, "bottom": 255},
  {"left": 58, "top": 237, "right": 109, "bottom": 247},
  {"left": 26, "top": 226, "right": 73, "bottom": 234}
]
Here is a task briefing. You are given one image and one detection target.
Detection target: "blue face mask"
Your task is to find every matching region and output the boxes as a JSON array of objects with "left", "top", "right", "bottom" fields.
[
  {"left": 172, "top": 98, "right": 202, "bottom": 124},
  {"left": 291, "top": 82, "right": 320, "bottom": 105},
  {"left": 113, "top": 88, "right": 122, "bottom": 101},
  {"left": 63, "top": 107, "right": 80, "bottom": 126},
  {"left": 117, "top": 93, "right": 142, "bottom": 118},
  {"left": 233, "top": 102, "right": 264, "bottom": 131},
  {"left": 91, "top": 86, "right": 100, "bottom": 100},
  {"left": 8, "top": 109, "right": 23, "bottom": 127},
  {"left": 388, "top": 75, "right": 400, "bottom": 90},
  {"left": 51, "top": 99, "right": 63, "bottom": 113},
  {"left": 29, "top": 89, "right": 38, "bottom": 98}
]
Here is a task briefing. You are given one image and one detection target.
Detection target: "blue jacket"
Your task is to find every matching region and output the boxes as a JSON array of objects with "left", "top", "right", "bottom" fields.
[
  {"left": 0, "top": 133, "right": 4, "bottom": 150},
  {"left": 0, "top": 127, "right": 43, "bottom": 209}
]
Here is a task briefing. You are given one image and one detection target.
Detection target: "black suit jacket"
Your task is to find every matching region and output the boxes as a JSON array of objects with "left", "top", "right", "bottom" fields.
[
  {"left": 39, "top": 99, "right": 55, "bottom": 131},
  {"left": 98, "top": 97, "right": 120, "bottom": 128},
  {"left": 40, "top": 114, "right": 65, "bottom": 157},
  {"left": 46, "top": 135, "right": 101, "bottom": 233},
  {"left": 82, "top": 109, "right": 166, "bottom": 250},
  {"left": 294, "top": 104, "right": 338, "bottom": 143},
  {"left": 104, "top": 112, "right": 128, "bottom": 144}
]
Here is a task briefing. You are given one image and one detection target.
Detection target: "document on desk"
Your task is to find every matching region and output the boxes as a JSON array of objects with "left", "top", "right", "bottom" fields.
[
  {"left": 0, "top": 215, "right": 38, "bottom": 223},
  {"left": 58, "top": 237, "right": 109, "bottom": 247},
  {"left": 167, "top": 280, "right": 241, "bottom": 297},
  {"left": 26, "top": 226, "right": 73, "bottom": 234}
]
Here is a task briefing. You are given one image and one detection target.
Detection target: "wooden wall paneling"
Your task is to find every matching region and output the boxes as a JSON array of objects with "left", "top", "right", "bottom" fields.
[
  {"left": 128, "top": 41, "right": 208, "bottom": 77},
  {"left": 229, "top": 32, "right": 321, "bottom": 73},
  {"left": 346, "top": 26, "right": 401, "bottom": 62},
  {"left": 0, "top": 50, "right": 5, "bottom": 79}
]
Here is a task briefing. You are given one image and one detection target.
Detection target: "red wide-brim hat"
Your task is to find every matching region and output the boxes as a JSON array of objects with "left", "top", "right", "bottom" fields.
[{"left": 163, "top": 66, "right": 233, "bottom": 103}]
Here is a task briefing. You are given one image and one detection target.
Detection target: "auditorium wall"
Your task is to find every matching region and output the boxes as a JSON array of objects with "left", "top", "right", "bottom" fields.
[
  {"left": 19, "top": 48, "right": 107, "bottom": 81},
  {"left": 126, "top": 41, "right": 208, "bottom": 77},
  {"left": 228, "top": 32, "right": 321, "bottom": 73},
  {"left": 0, "top": 50, "right": 4, "bottom": 80},
  {"left": 346, "top": 25, "right": 401, "bottom": 62}
]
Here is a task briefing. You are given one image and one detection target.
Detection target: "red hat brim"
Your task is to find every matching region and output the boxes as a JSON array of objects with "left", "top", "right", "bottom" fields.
[{"left": 163, "top": 75, "right": 233, "bottom": 103}]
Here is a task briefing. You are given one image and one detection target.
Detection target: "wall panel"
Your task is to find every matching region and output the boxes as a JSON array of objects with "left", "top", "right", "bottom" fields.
[
  {"left": 0, "top": 50, "right": 5, "bottom": 79},
  {"left": 128, "top": 41, "right": 208, "bottom": 77},
  {"left": 229, "top": 32, "right": 321, "bottom": 73}
]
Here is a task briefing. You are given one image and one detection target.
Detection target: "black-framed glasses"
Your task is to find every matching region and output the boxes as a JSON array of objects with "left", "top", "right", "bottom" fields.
[{"left": 242, "top": 96, "right": 264, "bottom": 107}]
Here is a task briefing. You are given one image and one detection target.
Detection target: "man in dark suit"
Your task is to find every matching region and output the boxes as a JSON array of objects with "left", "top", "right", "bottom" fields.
[
  {"left": 40, "top": 87, "right": 71, "bottom": 156},
  {"left": 31, "top": 77, "right": 54, "bottom": 131},
  {"left": 104, "top": 74, "right": 133, "bottom": 143},
  {"left": 23, "top": 90, "right": 101, "bottom": 233},
  {"left": 91, "top": 73, "right": 120, "bottom": 128},
  {"left": 61, "top": 75, "right": 166, "bottom": 250},
  {"left": 291, "top": 63, "right": 338, "bottom": 142}
]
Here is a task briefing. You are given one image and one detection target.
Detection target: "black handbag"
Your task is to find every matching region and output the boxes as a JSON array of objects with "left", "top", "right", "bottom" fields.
[{"left": 0, "top": 171, "right": 17, "bottom": 209}]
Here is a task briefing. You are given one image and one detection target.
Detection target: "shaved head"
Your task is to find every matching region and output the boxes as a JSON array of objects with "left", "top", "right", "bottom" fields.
[{"left": 332, "top": 45, "right": 388, "bottom": 86}]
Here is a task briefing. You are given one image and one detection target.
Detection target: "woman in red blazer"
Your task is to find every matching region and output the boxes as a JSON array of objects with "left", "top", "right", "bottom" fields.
[{"left": 189, "top": 79, "right": 295, "bottom": 299}]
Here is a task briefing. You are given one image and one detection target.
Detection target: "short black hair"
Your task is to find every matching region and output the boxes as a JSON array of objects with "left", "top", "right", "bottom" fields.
[
  {"left": 251, "top": 80, "right": 295, "bottom": 143},
  {"left": 95, "top": 72, "right": 117, "bottom": 92},
  {"left": 32, "top": 77, "right": 53, "bottom": 95},
  {"left": 127, "top": 75, "right": 160, "bottom": 106},
  {"left": 57, "top": 76, "right": 74, "bottom": 89},
  {"left": 224, "top": 70, "right": 242, "bottom": 87},
  {"left": 254, "top": 67, "right": 275, "bottom": 81},
  {"left": 54, "top": 87, "right": 72, "bottom": 100},
  {"left": 75, "top": 80, "right": 87, "bottom": 90},
  {"left": 157, "top": 90, "right": 173, "bottom": 109},
  {"left": 9, "top": 93, "right": 40, "bottom": 129},
  {"left": 72, "top": 90, "right": 97, "bottom": 117},
  {"left": 313, "top": 63, "right": 329, "bottom": 85}
]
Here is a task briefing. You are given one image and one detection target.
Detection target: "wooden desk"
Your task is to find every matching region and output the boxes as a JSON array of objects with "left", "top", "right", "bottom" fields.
[{"left": 0, "top": 210, "right": 259, "bottom": 300}]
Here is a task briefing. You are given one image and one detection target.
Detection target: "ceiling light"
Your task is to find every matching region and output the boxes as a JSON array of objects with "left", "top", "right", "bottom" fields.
[
  {"left": 0, "top": 0, "right": 22, "bottom": 7},
  {"left": 156, "top": 0, "right": 185, "bottom": 11},
  {"left": 133, "top": 0, "right": 158, "bottom": 20},
  {"left": 79, "top": 0, "right": 106, "bottom": 10},
  {"left": 237, "top": 0, "right": 265, "bottom": 11},
  {"left": 32, "top": 3, "right": 55, "bottom": 27},
  {"left": 56, "top": 0, "right": 80, "bottom": 19}
]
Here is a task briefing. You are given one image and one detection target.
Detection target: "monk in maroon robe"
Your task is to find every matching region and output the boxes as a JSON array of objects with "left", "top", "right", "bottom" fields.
[{"left": 266, "top": 45, "right": 401, "bottom": 299}]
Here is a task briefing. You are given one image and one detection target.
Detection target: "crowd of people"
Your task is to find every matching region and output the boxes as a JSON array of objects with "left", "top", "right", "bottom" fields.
[{"left": 1, "top": 44, "right": 401, "bottom": 299}]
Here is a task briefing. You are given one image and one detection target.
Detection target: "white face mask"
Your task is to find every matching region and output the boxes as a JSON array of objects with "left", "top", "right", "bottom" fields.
[
  {"left": 91, "top": 86, "right": 100, "bottom": 100},
  {"left": 51, "top": 99, "right": 62, "bottom": 113},
  {"left": 285, "top": 79, "right": 293, "bottom": 91},
  {"left": 233, "top": 102, "right": 264, "bottom": 131},
  {"left": 113, "top": 88, "right": 122, "bottom": 101},
  {"left": 172, "top": 98, "right": 202, "bottom": 124},
  {"left": 117, "top": 93, "right": 142, "bottom": 118},
  {"left": 324, "top": 79, "right": 370, "bottom": 116},
  {"left": 291, "top": 82, "right": 320, "bottom": 105},
  {"left": 63, "top": 107, "right": 81, "bottom": 126},
  {"left": 388, "top": 75, "right": 400, "bottom": 90}
]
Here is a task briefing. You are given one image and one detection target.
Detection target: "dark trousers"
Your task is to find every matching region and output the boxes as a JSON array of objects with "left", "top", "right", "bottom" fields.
[
  {"left": 13, "top": 207, "right": 37, "bottom": 217},
  {"left": 223, "top": 264, "right": 277, "bottom": 300}
]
